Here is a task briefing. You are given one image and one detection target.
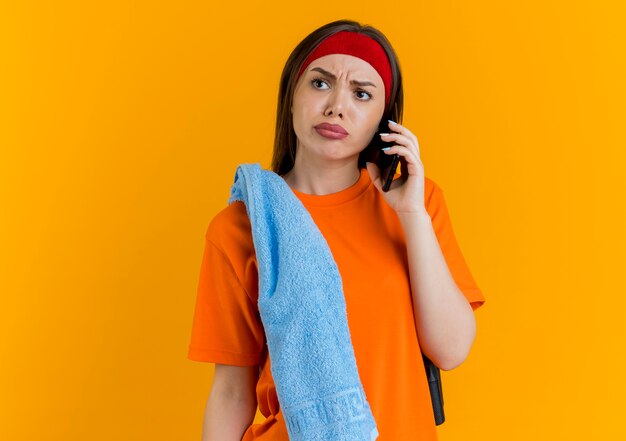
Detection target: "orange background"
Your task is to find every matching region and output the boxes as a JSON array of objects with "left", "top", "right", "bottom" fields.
[{"left": 1, "top": 1, "right": 624, "bottom": 440}]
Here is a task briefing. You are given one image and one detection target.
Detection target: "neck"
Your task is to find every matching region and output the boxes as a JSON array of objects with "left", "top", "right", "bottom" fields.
[{"left": 282, "top": 155, "right": 361, "bottom": 196}]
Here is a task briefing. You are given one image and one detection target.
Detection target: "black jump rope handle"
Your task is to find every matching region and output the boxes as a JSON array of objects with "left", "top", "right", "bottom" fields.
[{"left": 422, "top": 352, "right": 445, "bottom": 425}]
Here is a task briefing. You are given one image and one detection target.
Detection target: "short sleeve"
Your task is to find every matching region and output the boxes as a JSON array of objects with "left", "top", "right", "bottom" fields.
[
  {"left": 187, "top": 237, "right": 265, "bottom": 365},
  {"left": 426, "top": 181, "right": 486, "bottom": 311}
]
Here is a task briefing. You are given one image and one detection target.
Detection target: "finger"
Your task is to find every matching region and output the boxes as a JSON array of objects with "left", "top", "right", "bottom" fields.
[
  {"left": 387, "top": 121, "right": 419, "bottom": 150},
  {"left": 387, "top": 120, "right": 414, "bottom": 139},
  {"left": 382, "top": 145, "right": 419, "bottom": 166},
  {"left": 379, "top": 133, "right": 419, "bottom": 156},
  {"left": 387, "top": 120, "right": 403, "bottom": 131},
  {"left": 383, "top": 147, "right": 423, "bottom": 181}
]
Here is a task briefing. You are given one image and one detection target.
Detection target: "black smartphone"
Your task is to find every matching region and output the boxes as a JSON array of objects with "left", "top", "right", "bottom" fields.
[
  {"left": 369, "top": 120, "right": 400, "bottom": 192},
  {"left": 423, "top": 352, "right": 445, "bottom": 425}
]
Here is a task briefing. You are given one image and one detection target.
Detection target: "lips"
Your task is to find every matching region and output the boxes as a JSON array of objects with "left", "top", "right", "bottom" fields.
[
  {"left": 314, "top": 123, "right": 349, "bottom": 139},
  {"left": 314, "top": 123, "right": 348, "bottom": 134}
]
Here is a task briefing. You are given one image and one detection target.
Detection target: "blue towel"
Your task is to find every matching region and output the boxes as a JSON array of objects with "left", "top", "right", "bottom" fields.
[{"left": 228, "top": 163, "right": 379, "bottom": 441}]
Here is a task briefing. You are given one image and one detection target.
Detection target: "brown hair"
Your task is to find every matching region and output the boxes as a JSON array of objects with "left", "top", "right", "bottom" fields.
[{"left": 270, "top": 19, "right": 404, "bottom": 175}]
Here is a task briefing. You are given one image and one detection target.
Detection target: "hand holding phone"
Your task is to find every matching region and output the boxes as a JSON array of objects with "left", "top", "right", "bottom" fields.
[{"left": 368, "top": 120, "right": 401, "bottom": 192}]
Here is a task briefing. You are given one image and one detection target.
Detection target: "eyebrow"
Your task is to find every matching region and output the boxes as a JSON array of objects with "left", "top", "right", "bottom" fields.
[{"left": 309, "top": 67, "right": 377, "bottom": 88}]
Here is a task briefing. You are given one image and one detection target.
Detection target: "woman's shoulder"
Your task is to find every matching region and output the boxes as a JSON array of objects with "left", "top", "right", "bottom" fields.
[
  {"left": 205, "top": 201, "right": 253, "bottom": 255},
  {"left": 424, "top": 176, "right": 442, "bottom": 200},
  {"left": 203, "top": 202, "right": 258, "bottom": 302}
]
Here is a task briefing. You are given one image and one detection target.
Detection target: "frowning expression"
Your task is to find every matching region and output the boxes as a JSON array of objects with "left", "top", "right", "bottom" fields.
[{"left": 291, "top": 54, "right": 386, "bottom": 164}]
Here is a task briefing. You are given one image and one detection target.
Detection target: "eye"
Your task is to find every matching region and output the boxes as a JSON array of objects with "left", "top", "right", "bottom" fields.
[
  {"left": 356, "top": 90, "right": 373, "bottom": 101},
  {"left": 311, "top": 78, "right": 329, "bottom": 89},
  {"left": 311, "top": 77, "right": 373, "bottom": 101}
]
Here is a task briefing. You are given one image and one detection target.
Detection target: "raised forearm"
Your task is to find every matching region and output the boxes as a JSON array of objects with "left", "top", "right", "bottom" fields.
[{"left": 398, "top": 210, "right": 476, "bottom": 371}]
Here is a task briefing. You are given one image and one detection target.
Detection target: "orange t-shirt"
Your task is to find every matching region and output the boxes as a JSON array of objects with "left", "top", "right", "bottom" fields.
[{"left": 188, "top": 167, "right": 486, "bottom": 440}]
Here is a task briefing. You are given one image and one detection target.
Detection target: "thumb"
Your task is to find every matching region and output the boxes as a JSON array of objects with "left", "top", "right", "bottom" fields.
[{"left": 365, "top": 162, "right": 383, "bottom": 193}]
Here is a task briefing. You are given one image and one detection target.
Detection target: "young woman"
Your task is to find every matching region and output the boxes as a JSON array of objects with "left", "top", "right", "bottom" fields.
[{"left": 188, "top": 19, "right": 486, "bottom": 441}]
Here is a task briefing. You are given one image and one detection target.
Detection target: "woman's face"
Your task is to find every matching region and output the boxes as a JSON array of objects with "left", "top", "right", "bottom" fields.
[{"left": 291, "top": 53, "right": 386, "bottom": 166}]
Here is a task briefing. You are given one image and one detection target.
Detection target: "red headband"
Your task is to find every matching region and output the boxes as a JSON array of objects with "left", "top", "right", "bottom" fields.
[{"left": 296, "top": 31, "right": 392, "bottom": 108}]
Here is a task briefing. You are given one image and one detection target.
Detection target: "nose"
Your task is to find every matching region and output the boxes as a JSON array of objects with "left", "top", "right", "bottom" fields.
[{"left": 323, "top": 86, "right": 348, "bottom": 118}]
